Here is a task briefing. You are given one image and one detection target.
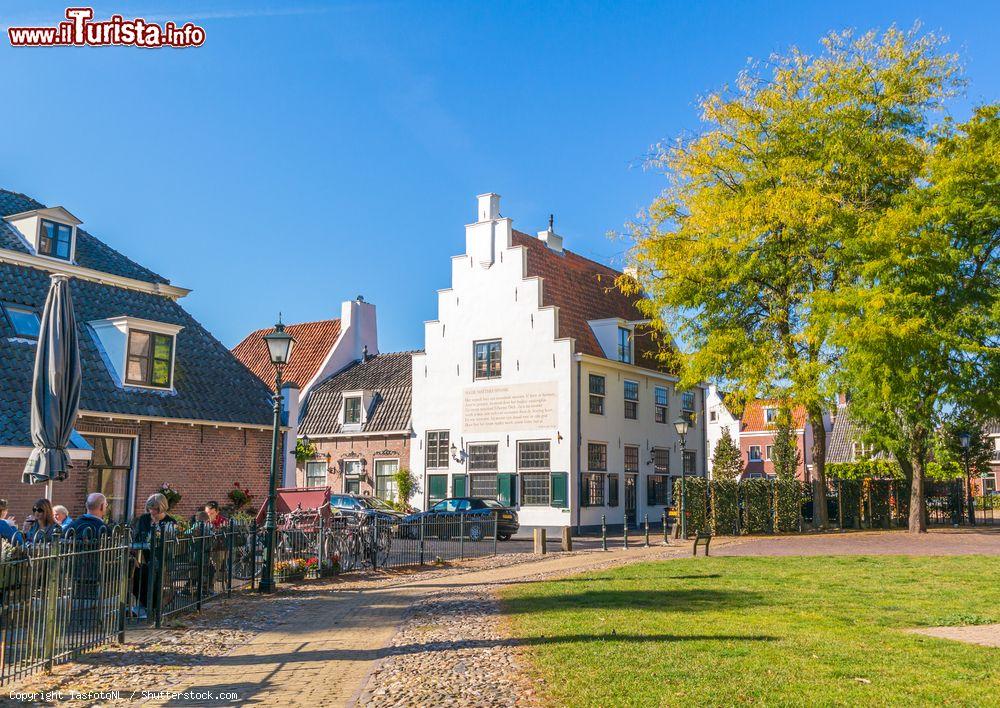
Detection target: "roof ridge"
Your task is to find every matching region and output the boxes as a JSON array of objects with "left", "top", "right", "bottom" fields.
[{"left": 511, "top": 229, "right": 624, "bottom": 277}]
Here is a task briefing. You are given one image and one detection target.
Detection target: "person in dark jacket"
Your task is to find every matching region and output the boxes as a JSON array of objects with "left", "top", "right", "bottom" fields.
[
  {"left": 130, "top": 493, "right": 178, "bottom": 619},
  {"left": 66, "top": 493, "right": 109, "bottom": 540},
  {"left": 0, "top": 518, "right": 23, "bottom": 546},
  {"left": 25, "top": 498, "right": 58, "bottom": 542}
]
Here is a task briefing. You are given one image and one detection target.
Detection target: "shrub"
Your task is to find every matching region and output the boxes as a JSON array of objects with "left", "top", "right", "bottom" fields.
[
  {"left": 227, "top": 482, "right": 253, "bottom": 511},
  {"left": 675, "top": 477, "right": 709, "bottom": 536}
]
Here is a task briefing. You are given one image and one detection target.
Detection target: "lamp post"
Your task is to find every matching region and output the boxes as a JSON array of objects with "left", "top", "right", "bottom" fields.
[
  {"left": 259, "top": 319, "right": 295, "bottom": 593},
  {"left": 673, "top": 415, "right": 690, "bottom": 539},
  {"left": 959, "top": 431, "right": 975, "bottom": 526}
]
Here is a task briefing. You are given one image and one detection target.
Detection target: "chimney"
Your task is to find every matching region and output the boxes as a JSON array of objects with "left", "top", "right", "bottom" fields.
[
  {"left": 477, "top": 193, "right": 500, "bottom": 222},
  {"left": 537, "top": 213, "right": 563, "bottom": 253}
]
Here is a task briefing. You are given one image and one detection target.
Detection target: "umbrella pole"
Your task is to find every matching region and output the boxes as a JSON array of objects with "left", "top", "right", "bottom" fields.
[{"left": 46, "top": 479, "right": 53, "bottom": 501}]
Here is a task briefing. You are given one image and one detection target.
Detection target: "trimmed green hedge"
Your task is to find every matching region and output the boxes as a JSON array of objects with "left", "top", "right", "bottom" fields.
[
  {"left": 774, "top": 480, "right": 803, "bottom": 532},
  {"left": 742, "top": 479, "right": 772, "bottom": 534},
  {"left": 711, "top": 479, "right": 740, "bottom": 535}
]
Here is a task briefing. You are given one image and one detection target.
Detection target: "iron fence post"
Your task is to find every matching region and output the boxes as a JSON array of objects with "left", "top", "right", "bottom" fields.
[
  {"left": 42, "top": 539, "right": 61, "bottom": 671},
  {"left": 196, "top": 523, "right": 206, "bottom": 612},
  {"left": 662, "top": 510, "right": 668, "bottom": 545},
  {"left": 226, "top": 520, "right": 235, "bottom": 596},
  {"left": 419, "top": 515, "right": 425, "bottom": 566},
  {"left": 250, "top": 522, "right": 258, "bottom": 590},
  {"left": 317, "top": 514, "right": 325, "bottom": 579},
  {"left": 623, "top": 518, "right": 628, "bottom": 549},
  {"left": 459, "top": 513, "right": 465, "bottom": 561},
  {"left": 644, "top": 514, "right": 650, "bottom": 547},
  {"left": 493, "top": 511, "right": 499, "bottom": 557},
  {"left": 154, "top": 528, "right": 166, "bottom": 629},
  {"left": 601, "top": 515, "right": 607, "bottom": 551},
  {"left": 118, "top": 535, "right": 130, "bottom": 643}
]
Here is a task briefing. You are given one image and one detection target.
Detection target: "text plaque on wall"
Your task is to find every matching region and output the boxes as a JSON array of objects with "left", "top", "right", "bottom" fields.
[{"left": 462, "top": 382, "right": 558, "bottom": 433}]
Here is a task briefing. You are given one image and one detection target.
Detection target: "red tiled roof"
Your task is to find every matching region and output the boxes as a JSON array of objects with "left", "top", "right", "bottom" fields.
[
  {"left": 741, "top": 399, "right": 807, "bottom": 432},
  {"left": 512, "top": 230, "right": 673, "bottom": 373},
  {"left": 232, "top": 319, "right": 342, "bottom": 392}
]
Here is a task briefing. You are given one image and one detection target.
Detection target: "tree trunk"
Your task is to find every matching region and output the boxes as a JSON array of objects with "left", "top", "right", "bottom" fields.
[
  {"left": 808, "top": 406, "right": 829, "bottom": 529},
  {"left": 908, "top": 455, "right": 927, "bottom": 533}
]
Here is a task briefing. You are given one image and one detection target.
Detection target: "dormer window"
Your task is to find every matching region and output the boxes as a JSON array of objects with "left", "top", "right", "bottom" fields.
[
  {"left": 344, "top": 395, "right": 362, "bottom": 425},
  {"left": 3, "top": 206, "right": 81, "bottom": 263},
  {"left": 89, "top": 316, "right": 182, "bottom": 391},
  {"left": 617, "top": 326, "right": 632, "bottom": 364},
  {"left": 3, "top": 304, "right": 40, "bottom": 339},
  {"left": 764, "top": 407, "right": 778, "bottom": 424},
  {"left": 125, "top": 329, "right": 174, "bottom": 388},
  {"left": 38, "top": 220, "right": 73, "bottom": 260}
]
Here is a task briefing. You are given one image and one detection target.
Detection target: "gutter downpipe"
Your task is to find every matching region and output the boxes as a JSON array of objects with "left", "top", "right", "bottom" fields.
[{"left": 576, "top": 358, "right": 583, "bottom": 535}]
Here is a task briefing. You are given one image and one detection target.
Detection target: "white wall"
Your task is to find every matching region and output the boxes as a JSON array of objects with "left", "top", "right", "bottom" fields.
[
  {"left": 706, "top": 384, "right": 740, "bottom": 478},
  {"left": 577, "top": 358, "right": 705, "bottom": 528},
  {"left": 411, "top": 194, "right": 707, "bottom": 531},
  {"left": 411, "top": 201, "right": 575, "bottom": 529}
]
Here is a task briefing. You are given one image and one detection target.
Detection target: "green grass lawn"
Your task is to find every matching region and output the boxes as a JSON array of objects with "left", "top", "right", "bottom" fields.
[{"left": 500, "top": 556, "right": 1000, "bottom": 706}]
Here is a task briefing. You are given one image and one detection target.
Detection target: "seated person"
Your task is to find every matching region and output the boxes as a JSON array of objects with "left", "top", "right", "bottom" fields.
[
  {"left": 67, "top": 493, "right": 109, "bottom": 540},
  {"left": 53, "top": 504, "right": 73, "bottom": 528}
]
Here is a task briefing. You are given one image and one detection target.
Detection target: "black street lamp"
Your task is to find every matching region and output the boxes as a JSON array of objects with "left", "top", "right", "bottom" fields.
[
  {"left": 259, "top": 319, "right": 295, "bottom": 593},
  {"left": 673, "top": 414, "right": 690, "bottom": 539},
  {"left": 959, "top": 431, "right": 975, "bottom": 526}
]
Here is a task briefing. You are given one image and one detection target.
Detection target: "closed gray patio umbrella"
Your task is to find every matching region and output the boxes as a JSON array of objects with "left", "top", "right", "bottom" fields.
[{"left": 22, "top": 274, "right": 82, "bottom": 488}]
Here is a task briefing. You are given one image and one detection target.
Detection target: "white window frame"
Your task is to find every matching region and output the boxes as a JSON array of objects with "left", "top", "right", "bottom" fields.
[
  {"left": 305, "top": 461, "right": 328, "bottom": 487},
  {"left": 374, "top": 458, "right": 400, "bottom": 501},
  {"left": 617, "top": 326, "right": 633, "bottom": 364},
  {"left": 624, "top": 379, "right": 639, "bottom": 421},
  {"left": 748, "top": 445, "right": 762, "bottom": 462},
  {"left": 473, "top": 339, "right": 502, "bottom": 380},
  {"left": 764, "top": 407, "right": 778, "bottom": 424},
  {"left": 343, "top": 392, "right": 363, "bottom": 427},
  {"left": 90, "top": 316, "right": 183, "bottom": 392},
  {"left": 654, "top": 386, "right": 668, "bottom": 424},
  {"left": 765, "top": 445, "right": 773, "bottom": 461}
]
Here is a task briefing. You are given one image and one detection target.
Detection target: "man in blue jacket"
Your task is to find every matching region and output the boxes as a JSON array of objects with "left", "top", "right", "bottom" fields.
[{"left": 67, "top": 493, "right": 109, "bottom": 539}]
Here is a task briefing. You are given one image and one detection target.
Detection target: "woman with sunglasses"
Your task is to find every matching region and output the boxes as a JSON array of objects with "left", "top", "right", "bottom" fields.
[{"left": 25, "top": 498, "right": 57, "bottom": 541}]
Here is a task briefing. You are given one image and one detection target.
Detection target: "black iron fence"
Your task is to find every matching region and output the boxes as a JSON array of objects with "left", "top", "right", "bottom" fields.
[
  {"left": 0, "top": 511, "right": 500, "bottom": 687},
  {"left": 677, "top": 477, "right": 998, "bottom": 536},
  {"left": 0, "top": 528, "right": 132, "bottom": 685}
]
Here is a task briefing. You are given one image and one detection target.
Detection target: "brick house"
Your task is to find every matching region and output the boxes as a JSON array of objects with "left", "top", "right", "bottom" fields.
[
  {"left": 232, "top": 298, "right": 378, "bottom": 485},
  {"left": 706, "top": 390, "right": 823, "bottom": 481},
  {"left": 0, "top": 189, "right": 275, "bottom": 523},
  {"left": 986, "top": 421, "right": 1000, "bottom": 494},
  {"left": 295, "top": 351, "right": 416, "bottom": 500}
]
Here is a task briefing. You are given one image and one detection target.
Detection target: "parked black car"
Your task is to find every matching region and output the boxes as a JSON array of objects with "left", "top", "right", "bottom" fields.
[
  {"left": 403, "top": 498, "right": 519, "bottom": 541},
  {"left": 329, "top": 494, "right": 407, "bottom": 521}
]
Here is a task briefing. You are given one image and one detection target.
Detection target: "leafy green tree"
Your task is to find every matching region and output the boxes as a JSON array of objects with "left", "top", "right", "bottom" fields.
[
  {"left": 711, "top": 427, "right": 743, "bottom": 480},
  {"left": 393, "top": 467, "right": 419, "bottom": 511},
  {"left": 832, "top": 106, "right": 1000, "bottom": 532},
  {"left": 928, "top": 414, "right": 994, "bottom": 483},
  {"left": 771, "top": 415, "right": 801, "bottom": 481},
  {"left": 624, "top": 27, "right": 961, "bottom": 528}
]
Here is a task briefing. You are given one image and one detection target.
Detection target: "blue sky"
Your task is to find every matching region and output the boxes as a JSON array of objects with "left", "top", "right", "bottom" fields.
[{"left": 2, "top": 1, "right": 998, "bottom": 352}]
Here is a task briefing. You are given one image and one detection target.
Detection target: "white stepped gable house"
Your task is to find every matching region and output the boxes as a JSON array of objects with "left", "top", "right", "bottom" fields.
[{"left": 410, "top": 194, "right": 707, "bottom": 532}]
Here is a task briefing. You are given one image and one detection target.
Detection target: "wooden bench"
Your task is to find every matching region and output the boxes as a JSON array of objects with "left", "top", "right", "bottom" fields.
[{"left": 692, "top": 530, "right": 712, "bottom": 556}]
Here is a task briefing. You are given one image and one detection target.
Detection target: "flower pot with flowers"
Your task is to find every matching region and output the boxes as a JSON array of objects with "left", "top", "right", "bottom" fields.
[
  {"left": 159, "top": 483, "right": 182, "bottom": 511},
  {"left": 227, "top": 482, "right": 253, "bottom": 513},
  {"left": 304, "top": 556, "right": 320, "bottom": 579},
  {"left": 275, "top": 558, "right": 307, "bottom": 582},
  {"left": 321, "top": 552, "right": 341, "bottom": 577}
]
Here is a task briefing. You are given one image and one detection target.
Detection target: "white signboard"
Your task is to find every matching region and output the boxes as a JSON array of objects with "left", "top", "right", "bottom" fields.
[{"left": 462, "top": 382, "right": 559, "bottom": 433}]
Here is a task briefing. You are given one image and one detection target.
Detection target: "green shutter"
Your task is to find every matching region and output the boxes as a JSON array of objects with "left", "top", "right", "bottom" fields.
[
  {"left": 646, "top": 475, "right": 655, "bottom": 506},
  {"left": 453, "top": 475, "right": 467, "bottom": 498},
  {"left": 551, "top": 472, "right": 568, "bottom": 509},
  {"left": 497, "top": 473, "right": 515, "bottom": 507},
  {"left": 428, "top": 474, "right": 448, "bottom": 502}
]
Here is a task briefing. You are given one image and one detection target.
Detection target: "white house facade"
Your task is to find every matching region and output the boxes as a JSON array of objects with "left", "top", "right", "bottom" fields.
[
  {"left": 706, "top": 384, "right": 740, "bottom": 477},
  {"left": 410, "top": 193, "right": 707, "bottom": 532}
]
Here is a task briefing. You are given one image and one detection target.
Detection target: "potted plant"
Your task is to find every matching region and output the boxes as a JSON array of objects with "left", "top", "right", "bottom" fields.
[
  {"left": 275, "top": 558, "right": 307, "bottom": 582},
  {"left": 227, "top": 482, "right": 253, "bottom": 512},
  {"left": 159, "top": 483, "right": 182, "bottom": 511}
]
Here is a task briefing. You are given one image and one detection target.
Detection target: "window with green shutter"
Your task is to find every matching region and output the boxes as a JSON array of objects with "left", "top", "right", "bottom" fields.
[
  {"left": 427, "top": 474, "right": 448, "bottom": 503},
  {"left": 453, "top": 475, "right": 467, "bottom": 497},
  {"left": 550, "top": 472, "right": 568, "bottom": 508}
]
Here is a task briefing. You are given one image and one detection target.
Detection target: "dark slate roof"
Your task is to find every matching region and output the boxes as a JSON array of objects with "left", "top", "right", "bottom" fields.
[
  {"left": 986, "top": 420, "right": 1000, "bottom": 437},
  {"left": 299, "top": 352, "right": 416, "bottom": 436},
  {"left": 0, "top": 190, "right": 169, "bottom": 284},
  {"left": 0, "top": 234, "right": 274, "bottom": 446},
  {"left": 826, "top": 405, "right": 888, "bottom": 464}
]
